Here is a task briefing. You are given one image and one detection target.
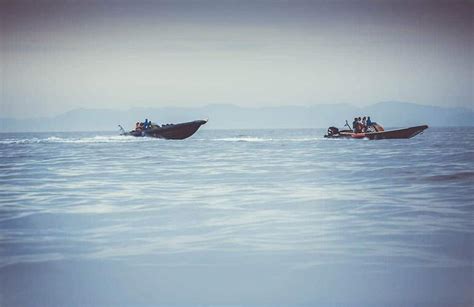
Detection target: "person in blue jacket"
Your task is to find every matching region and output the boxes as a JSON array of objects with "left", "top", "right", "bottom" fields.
[{"left": 366, "top": 116, "right": 372, "bottom": 127}]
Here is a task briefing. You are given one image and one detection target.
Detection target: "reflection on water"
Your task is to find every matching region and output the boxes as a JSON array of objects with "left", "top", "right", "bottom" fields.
[{"left": 0, "top": 128, "right": 473, "bottom": 306}]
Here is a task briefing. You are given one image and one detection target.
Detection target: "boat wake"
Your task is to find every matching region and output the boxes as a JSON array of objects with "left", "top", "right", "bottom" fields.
[
  {"left": 0, "top": 135, "right": 152, "bottom": 144},
  {"left": 208, "top": 136, "right": 322, "bottom": 142}
]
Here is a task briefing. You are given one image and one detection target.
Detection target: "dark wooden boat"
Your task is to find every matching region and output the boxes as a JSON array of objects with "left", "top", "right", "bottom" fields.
[
  {"left": 119, "top": 119, "right": 207, "bottom": 140},
  {"left": 324, "top": 125, "right": 428, "bottom": 140}
]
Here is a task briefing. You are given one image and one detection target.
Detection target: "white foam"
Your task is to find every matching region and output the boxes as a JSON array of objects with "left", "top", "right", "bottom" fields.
[{"left": 0, "top": 135, "right": 151, "bottom": 144}]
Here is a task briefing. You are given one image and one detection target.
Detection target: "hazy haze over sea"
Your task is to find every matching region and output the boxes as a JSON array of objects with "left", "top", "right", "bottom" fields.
[
  {"left": 1, "top": 1, "right": 472, "bottom": 118},
  {"left": 0, "top": 127, "right": 473, "bottom": 306}
]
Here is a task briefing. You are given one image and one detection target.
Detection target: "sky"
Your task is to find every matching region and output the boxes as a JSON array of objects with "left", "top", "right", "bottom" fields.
[{"left": 1, "top": 0, "right": 472, "bottom": 118}]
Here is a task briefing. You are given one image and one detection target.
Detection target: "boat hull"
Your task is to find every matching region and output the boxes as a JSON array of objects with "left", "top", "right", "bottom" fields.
[
  {"left": 123, "top": 119, "right": 207, "bottom": 140},
  {"left": 325, "top": 125, "right": 428, "bottom": 140}
]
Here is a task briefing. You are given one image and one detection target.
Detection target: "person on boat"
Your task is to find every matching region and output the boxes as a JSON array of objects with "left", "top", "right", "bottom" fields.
[
  {"left": 362, "top": 117, "right": 367, "bottom": 131},
  {"left": 143, "top": 119, "right": 149, "bottom": 129},
  {"left": 354, "top": 117, "right": 363, "bottom": 133},
  {"left": 135, "top": 122, "right": 141, "bottom": 131},
  {"left": 352, "top": 117, "right": 358, "bottom": 132},
  {"left": 366, "top": 116, "right": 372, "bottom": 127}
]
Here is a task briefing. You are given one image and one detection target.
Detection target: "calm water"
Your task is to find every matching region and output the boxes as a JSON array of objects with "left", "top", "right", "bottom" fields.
[{"left": 0, "top": 128, "right": 473, "bottom": 307}]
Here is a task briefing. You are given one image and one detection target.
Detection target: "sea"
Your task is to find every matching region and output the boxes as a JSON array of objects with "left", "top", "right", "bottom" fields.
[{"left": 0, "top": 127, "right": 473, "bottom": 307}]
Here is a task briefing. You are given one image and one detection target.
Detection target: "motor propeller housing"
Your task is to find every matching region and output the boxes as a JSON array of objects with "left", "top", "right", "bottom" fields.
[{"left": 327, "top": 126, "right": 339, "bottom": 136}]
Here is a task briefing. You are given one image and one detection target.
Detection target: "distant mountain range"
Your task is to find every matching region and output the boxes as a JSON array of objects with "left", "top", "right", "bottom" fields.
[{"left": 0, "top": 101, "right": 472, "bottom": 132}]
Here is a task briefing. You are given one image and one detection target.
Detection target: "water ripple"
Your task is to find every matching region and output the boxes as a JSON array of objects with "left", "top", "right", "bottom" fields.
[{"left": 0, "top": 128, "right": 473, "bottom": 271}]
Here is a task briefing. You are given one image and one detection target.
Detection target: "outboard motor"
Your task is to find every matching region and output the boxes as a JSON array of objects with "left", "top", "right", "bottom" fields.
[{"left": 327, "top": 126, "right": 339, "bottom": 137}]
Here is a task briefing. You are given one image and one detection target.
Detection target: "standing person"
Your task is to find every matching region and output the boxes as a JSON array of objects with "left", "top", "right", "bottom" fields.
[
  {"left": 366, "top": 116, "right": 372, "bottom": 127},
  {"left": 362, "top": 117, "right": 367, "bottom": 131},
  {"left": 352, "top": 117, "right": 358, "bottom": 132}
]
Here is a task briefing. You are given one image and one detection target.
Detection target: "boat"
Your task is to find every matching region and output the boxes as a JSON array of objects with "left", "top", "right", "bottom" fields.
[
  {"left": 119, "top": 119, "right": 207, "bottom": 140},
  {"left": 324, "top": 123, "right": 428, "bottom": 140}
]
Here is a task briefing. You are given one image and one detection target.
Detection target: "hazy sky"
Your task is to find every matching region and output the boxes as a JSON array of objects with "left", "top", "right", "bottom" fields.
[{"left": 1, "top": 0, "right": 472, "bottom": 118}]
